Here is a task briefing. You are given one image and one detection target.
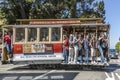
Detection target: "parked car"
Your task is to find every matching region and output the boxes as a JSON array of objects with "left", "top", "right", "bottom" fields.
[{"left": 110, "top": 49, "right": 118, "bottom": 59}]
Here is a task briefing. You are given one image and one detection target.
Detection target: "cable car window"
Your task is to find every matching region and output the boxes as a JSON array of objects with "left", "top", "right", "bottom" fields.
[
  {"left": 51, "top": 28, "right": 60, "bottom": 41},
  {"left": 28, "top": 28, "right": 37, "bottom": 42},
  {"left": 40, "top": 28, "right": 49, "bottom": 41},
  {"left": 15, "top": 28, "right": 25, "bottom": 42}
]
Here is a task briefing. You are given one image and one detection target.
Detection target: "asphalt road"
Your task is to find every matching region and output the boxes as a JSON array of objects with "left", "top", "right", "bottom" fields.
[{"left": 0, "top": 59, "right": 120, "bottom": 80}]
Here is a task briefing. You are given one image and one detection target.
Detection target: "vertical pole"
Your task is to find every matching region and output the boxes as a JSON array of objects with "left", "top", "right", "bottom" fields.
[
  {"left": 49, "top": 28, "right": 51, "bottom": 43},
  {"left": 60, "top": 27, "right": 63, "bottom": 42},
  {"left": 37, "top": 28, "right": 40, "bottom": 42},
  {"left": 96, "top": 26, "right": 98, "bottom": 41},
  {"left": 1, "top": 27, "right": 8, "bottom": 63},
  {"left": 1, "top": 27, "right": 4, "bottom": 62},
  {"left": 96, "top": 26, "right": 98, "bottom": 57},
  {"left": 25, "top": 28, "right": 27, "bottom": 43},
  {"left": 84, "top": 26, "right": 86, "bottom": 57},
  {"left": 13, "top": 28, "right": 15, "bottom": 43}
]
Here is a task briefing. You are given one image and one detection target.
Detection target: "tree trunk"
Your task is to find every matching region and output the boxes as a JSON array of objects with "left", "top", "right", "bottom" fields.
[
  {"left": 18, "top": 1, "right": 27, "bottom": 19},
  {"left": 71, "top": 0, "right": 76, "bottom": 18}
]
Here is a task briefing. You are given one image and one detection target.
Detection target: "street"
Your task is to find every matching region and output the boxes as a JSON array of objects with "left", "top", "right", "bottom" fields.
[{"left": 0, "top": 59, "right": 120, "bottom": 80}]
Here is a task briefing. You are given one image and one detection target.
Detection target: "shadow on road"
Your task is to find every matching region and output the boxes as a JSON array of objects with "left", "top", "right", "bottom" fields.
[
  {"left": 105, "top": 63, "right": 120, "bottom": 72},
  {"left": 0, "top": 71, "right": 79, "bottom": 80},
  {"left": 7, "top": 64, "right": 108, "bottom": 71}
]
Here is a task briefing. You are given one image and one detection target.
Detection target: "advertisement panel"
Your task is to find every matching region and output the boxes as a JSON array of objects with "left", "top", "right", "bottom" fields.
[{"left": 22, "top": 44, "right": 53, "bottom": 54}]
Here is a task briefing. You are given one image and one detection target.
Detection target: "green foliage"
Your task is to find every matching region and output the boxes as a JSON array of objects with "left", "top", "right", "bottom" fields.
[
  {"left": 79, "top": 0, "right": 105, "bottom": 19},
  {"left": 0, "top": 0, "right": 106, "bottom": 24},
  {"left": 115, "top": 42, "right": 120, "bottom": 53},
  {"left": 0, "top": 8, "right": 7, "bottom": 28},
  {"left": 29, "top": 0, "right": 65, "bottom": 19},
  {"left": 0, "top": 0, "right": 33, "bottom": 24}
]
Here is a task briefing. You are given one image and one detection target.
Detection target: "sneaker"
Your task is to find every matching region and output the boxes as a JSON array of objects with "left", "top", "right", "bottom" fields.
[
  {"left": 76, "top": 62, "right": 80, "bottom": 64},
  {"left": 104, "top": 62, "right": 109, "bottom": 66},
  {"left": 91, "top": 61, "right": 94, "bottom": 64},
  {"left": 93, "top": 61, "right": 96, "bottom": 64},
  {"left": 73, "top": 61, "right": 76, "bottom": 64},
  {"left": 68, "top": 62, "right": 71, "bottom": 64}
]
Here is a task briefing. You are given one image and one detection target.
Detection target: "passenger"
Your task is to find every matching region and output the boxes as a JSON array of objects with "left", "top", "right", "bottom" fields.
[
  {"left": 20, "top": 33, "right": 24, "bottom": 41},
  {"left": 4, "top": 31, "right": 12, "bottom": 63},
  {"left": 42, "top": 38, "right": 46, "bottom": 41},
  {"left": 89, "top": 34, "right": 96, "bottom": 64},
  {"left": 52, "top": 32, "right": 59, "bottom": 41},
  {"left": 20, "top": 38, "right": 25, "bottom": 42},
  {"left": 78, "top": 34, "right": 83, "bottom": 64},
  {"left": 42, "top": 34, "right": 46, "bottom": 41},
  {"left": 78, "top": 34, "right": 84, "bottom": 63},
  {"left": 84, "top": 34, "right": 90, "bottom": 64},
  {"left": 46, "top": 36, "right": 49, "bottom": 41},
  {"left": 102, "top": 35, "right": 108, "bottom": 61},
  {"left": 30, "top": 38, "right": 34, "bottom": 41},
  {"left": 97, "top": 33, "right": 105, "bottom": 63},
  {"left": 63, "top": 35, "right": 69, "bottom": 63},
  {"left": 73, "top": 32, "right": 79, "bottom": 64},
  {"left": 68, "top": 34, "right": 74, "bottom": 64}
]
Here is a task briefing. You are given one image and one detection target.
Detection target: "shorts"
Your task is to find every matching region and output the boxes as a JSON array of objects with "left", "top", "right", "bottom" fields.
[{"left": 91, "top": 48, "right": 96, "bottom": 56}]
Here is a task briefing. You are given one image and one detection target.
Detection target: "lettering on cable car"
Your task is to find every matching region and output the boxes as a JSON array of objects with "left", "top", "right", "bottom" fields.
[
  {"left": 20, "top": 55, "right": 56, "bottom": 59},
  {"left": 23, "top": 44, "right": 32, "bottom": 53},
  {"left": 32, "top": 44, "right": 45, "bottom": 53},
  {"left": 23, "top": 44, "right": 53, "bottom": 53}
]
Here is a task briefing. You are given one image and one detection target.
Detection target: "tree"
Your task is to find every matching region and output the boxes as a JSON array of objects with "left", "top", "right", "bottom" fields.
[
  {"left": 115, "top": 42, "right": 120, "bottom": 53},
  {"left": 0, "top": 8, "right": 6, "bottom": 28},
  {"left": 0, "top": 0, "right": 33, "bottom": 24},
  {"left": 29, "top": 0, "right": 65, "bottom": 19},
  {"left": 77, "top": 0, "right": 105, "bottom": 19},
  {"left": 0, "top": 0, "right": 106, "bottom": 24}
]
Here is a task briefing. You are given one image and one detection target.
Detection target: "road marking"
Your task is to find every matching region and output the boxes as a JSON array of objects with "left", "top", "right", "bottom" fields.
[
  {"left": 105, "top": 72, "right": 110, "bottom": 78},
  {"left": 105, "top": 72, "right": 115, "bottom": 80},
  {"left": 51, "top": 75, "right": 64, "bottom": 79},
  {"left": 105, "top": 72, "right": 120, "bottom": 80},
  {"left": 115, "top": 73, "right": 120, "bottom": 79},
  {"left": 2, "top": 76, "right": 18, "bottom": 80},
  {"left": 19, "top": 76, "right": 33, "bottom": 80},
  {"left": 32, "top": 70, "right": 55, "bottom": 80}
]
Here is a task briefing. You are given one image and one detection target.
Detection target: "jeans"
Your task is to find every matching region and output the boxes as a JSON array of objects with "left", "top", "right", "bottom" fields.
[
  {"left": 5, "top": 44, "right": 11, "bottom": 54},
  {"left": 85, "top": 48, "right": 89, "bottom": 63},
  {"left": 79, "top": 49, "right": 83, "bottom": 63},
  {"left": 98, "top": 45, "right": 105, "bottom": 62},
  {"left": 63, "top": 48, "right": 68, "bottom": 63}
]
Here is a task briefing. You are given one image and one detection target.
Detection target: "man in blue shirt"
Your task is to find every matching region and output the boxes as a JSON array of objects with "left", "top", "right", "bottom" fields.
[{"left": 84, "top": 34, "right": 89, "bottom": 64}]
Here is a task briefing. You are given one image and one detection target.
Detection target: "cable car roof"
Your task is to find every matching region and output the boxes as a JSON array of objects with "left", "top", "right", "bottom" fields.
[{"left": 2, "top": 23, "right": 110, "bottom": 28}]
